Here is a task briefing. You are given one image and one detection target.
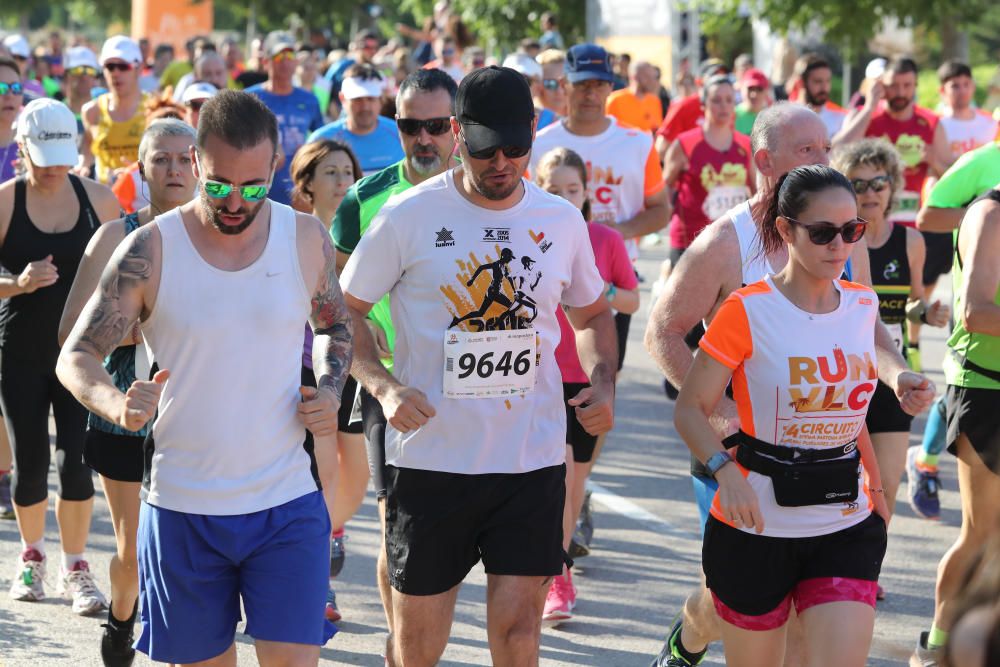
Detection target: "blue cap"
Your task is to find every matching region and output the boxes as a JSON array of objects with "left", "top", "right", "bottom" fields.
[{"left": 565, "top": 44, "right": 614, "bottom": 84}]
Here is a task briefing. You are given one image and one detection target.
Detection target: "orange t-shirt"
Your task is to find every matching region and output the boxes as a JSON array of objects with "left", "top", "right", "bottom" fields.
[
  {"left": 606, "top": 89, "right": 663, "bottom": 133},
  {"left": 699, "top": 277, "right": 879, "bottom": 538}
]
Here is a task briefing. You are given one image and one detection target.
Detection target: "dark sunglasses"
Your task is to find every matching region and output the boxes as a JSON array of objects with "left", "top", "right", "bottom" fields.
[
  {"left": 0, "top": 81, "right": 23, "bottom": 96},
  {"left": 396, "top": 117, "right": 451, "bottom": 136},
  {"left": 67, "top": 66, "right": 98, "bottom": 77},
  {"left": 465, "top": 142, "right": 531, "bottom": 160},
  {"left": 542, "top": 78, "right": 564, "bottom": 91},
  {"left": 104, "top": 62, "right": 135, "bottom": 72},
  {"left": 785, "top": 217, "right": 868, "bottom": 245},
  {"left": 850, "top": 175, "right": 890, "bottom": 194}
]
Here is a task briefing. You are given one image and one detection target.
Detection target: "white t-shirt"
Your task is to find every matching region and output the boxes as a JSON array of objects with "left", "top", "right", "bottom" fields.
[
  {"left": 700, "top": 276, "right": 879, "bottom": 537},
  {"left": 939, "top": 112, "right": 999, "bottom": 162},
  {"left": 529, "top": 117, "right": 665, "bottom": 261},
  {"left": 816, "top": 105, "right": 848, "bottom": 140},
  {"left": 341, "top": 169, "right": 605, "bottom": 475}
]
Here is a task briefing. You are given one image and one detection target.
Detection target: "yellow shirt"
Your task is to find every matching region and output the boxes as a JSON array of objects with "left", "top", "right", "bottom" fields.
[
  {"left": 92, "top": 93, "right": 148, "bottom": 184},
  {"left": 605, "top": 89, "right": 663, "bottom": 132}
]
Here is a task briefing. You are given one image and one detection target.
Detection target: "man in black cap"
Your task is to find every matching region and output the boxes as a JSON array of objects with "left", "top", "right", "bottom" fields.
[{"left": 341, "top": 66, "right": 618, "bottom": 665}]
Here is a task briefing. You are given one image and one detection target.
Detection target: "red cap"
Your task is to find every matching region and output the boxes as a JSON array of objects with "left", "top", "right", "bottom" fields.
[{"left": 741, "top": 68, "right": 769, "bottom": 89}]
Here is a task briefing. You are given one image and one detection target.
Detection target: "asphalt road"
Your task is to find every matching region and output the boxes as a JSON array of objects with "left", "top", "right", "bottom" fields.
[{"left": 0, "top": 242, "right": 958, "bottom": 666}]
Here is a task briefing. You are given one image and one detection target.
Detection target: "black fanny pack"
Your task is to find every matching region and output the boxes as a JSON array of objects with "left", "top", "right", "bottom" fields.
[
  {"left": 952, "top": 350, "right": 1000, "bottom": 384},
  {"left": 724, "top": 431, "right": 860, "bottom": 508}
]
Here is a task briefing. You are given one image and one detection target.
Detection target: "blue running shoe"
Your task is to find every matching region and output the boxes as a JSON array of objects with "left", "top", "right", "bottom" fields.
[{"left": 906, "top": 446, "right": 941, "bottom": 520}]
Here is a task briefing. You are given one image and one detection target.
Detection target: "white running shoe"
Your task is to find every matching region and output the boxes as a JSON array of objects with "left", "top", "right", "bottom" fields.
[
  {"left": 9, "top": 548, "right": 46, "bottom": 601},
  {"left": 58, "top": 560, "right": 108, "bottom": 615}
]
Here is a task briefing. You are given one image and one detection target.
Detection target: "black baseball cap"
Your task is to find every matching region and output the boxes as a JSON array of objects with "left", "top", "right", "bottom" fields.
[{"left": 455, "top": 66, "right": 535, "bottom": 153}]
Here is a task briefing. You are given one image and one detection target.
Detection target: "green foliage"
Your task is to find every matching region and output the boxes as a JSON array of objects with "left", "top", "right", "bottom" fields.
[{"left": 916, "top": 64, "right": 996, "bottom": 110}]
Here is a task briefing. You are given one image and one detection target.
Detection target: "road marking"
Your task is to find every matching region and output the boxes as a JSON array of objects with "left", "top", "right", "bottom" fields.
[{"left": 586, "top": 480, "right": 698, "bottom": 539}]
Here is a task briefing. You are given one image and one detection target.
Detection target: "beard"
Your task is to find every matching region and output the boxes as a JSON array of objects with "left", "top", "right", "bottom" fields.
[
  {"left": 888, "top": 96, "right": 911, "bottom": 112},
  {"left": 805, "top": 88, "right": 828, "bottom": 107},
  {"left": 200, "top": 191, "right": 266, "bottom": 236},
  {"left": 409, "top": 147, "right": 442, "bottom": 176},
  {"left": 470, "top": 166, "right": 521, "bottom": 201}
]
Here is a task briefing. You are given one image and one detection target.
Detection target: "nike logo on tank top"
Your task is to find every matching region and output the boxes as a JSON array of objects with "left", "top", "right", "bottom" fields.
[{"left": 140, "top": 203, "right": 318, "bottom": 515}]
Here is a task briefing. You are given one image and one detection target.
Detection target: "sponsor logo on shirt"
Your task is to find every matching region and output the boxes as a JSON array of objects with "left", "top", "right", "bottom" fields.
[
  {"left": 482, "top": 227, "right": 511, "bottom": 243},
  {"left": 528, "top": 229, "right": 552, "bottom": 253},
  {"left": 883, "top": 260, "right": 900, "bottom": 280},
  {"left": 435, "top": 227, "right": 455, "bottom": 247}
]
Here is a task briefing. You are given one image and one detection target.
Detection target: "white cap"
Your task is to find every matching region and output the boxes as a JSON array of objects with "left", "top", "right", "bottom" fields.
[
  {"left": 341, "top": 76, "right": 384, "bottom": 100},
  {"left": 65, "top": 46, "right": 99, "bottom": 71},
  {"left": 865, "top": 58, "right": 887, "bottom": 80},
  {"left": 502, "top": 53, "right": 542, "bottom": 80},
  {"left": 264, "top": 31, "right": 296, "bottom": 57},
  {"left": 100, "top": 35, "right": 142, "bottom": 66},
  {"left": 2, "top": 35, "right": 30, "bottom": 59},
  {"left": 182, "top": 81, "right": 218, "bottom": 103},
  {"left": 16, "top": 99, "right": 79, "bottom": 168}
]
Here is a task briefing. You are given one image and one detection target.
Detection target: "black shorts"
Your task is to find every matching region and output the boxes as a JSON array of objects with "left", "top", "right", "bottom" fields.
[
  {"left": 864, "top": 380, "right": 914, "bottom": 434},
  {"left": 360, "top": 388, "right": 387, "bottom": 499},
  {"left": 384, "top": 464, "right": 566, "bottom": 596},
  {"left": 613, "top": 311, "right": 630, "bottom": 371},
  {"left": 921, "top": 231, "right": 954, "bottom": 286},
  {"left": 563, "top": 382, "right": 598, "bottom": 463},
  {"left": 703, "top": 513, "right": 887, "bottom": 617},
  {"left": 945, "top": 384, "right": 1000, "bottom": 473},
  {"left": 301, "top": 367, "right": 362, "bottom": 435},
  {"left": 84, "top": 430, "right": 144, "bottom": 483}
]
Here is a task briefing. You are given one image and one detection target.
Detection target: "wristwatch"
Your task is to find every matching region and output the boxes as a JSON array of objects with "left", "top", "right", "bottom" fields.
[{"left": 705, "top": 451, "right": 734, "bottom": 479}]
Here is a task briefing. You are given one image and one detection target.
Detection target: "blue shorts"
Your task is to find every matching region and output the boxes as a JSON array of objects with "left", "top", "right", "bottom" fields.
[
  {"left": 135, "top": 490, "right": 335, "bottom": 663},
  {"left": 692, "top": 474, "right": 719, "bottom": 538}
]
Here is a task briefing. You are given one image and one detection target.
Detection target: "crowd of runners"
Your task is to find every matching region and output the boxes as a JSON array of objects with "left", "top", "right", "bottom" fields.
[{"left": 0, "top": 11, "right": 998, "bottom": 667}]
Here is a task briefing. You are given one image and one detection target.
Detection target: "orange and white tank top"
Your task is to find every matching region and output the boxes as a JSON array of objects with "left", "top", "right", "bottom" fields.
[
  {"left": 92, "top": 93, "right": 147, "bottom": 184},
  {"left": 699, "top": 276, "right": 879, "bottom": 538}
]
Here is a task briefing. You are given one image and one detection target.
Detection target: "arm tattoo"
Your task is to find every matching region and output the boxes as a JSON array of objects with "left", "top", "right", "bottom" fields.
[
  {"left": 311, "top": 233, "right": 354, "bottom": 399},
  {"left": 72, "top": 227, "right": 153, "bottom": 360}
]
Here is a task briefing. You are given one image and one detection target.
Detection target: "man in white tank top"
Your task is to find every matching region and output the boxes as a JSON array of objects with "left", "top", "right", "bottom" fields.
[
  {"left": 57, "top": 91, "right": 352, "bottom": 666},
  {"left": 644, "top": 102, "right": 936, "bottom": 667}
]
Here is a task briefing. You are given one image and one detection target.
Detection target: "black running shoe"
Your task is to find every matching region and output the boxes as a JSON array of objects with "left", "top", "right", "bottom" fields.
[
  {"left": 101, "top": 622, "right": 136, "bottom": 667},
  {"left": 650, "top": 617, "right": 707, "bottom": 667}
]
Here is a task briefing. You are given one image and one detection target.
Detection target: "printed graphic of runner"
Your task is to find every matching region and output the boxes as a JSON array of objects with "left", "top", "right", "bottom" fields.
[{"left": 450, "top": 247, "right": 519, "bottom": 328}]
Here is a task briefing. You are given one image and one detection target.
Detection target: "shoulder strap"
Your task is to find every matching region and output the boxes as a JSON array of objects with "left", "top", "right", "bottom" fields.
[
  {"left": 12, "top": 178, "right": 27, "bottom": 222},
  {"left": 68, "top": 174, "right": 101, "bottom": 230}
]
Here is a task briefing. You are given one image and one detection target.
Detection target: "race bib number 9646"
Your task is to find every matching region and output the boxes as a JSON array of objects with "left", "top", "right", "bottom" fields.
[{"left": 443, "top": 329, "right": 537, "bottom": 399}]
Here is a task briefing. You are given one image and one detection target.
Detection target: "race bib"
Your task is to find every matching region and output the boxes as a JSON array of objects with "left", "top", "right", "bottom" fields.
[
  {"left": 888, "top": 190, "right": 919, "bottom": 224},
  {"left": 885, "top": 322, "right": 904, "bottom": 354},
  {"left": 443, "top": 329, "right": 536, "bottom": 399},
  {"left": 703, "top": 185, "right": 748, "bottom": 222}
]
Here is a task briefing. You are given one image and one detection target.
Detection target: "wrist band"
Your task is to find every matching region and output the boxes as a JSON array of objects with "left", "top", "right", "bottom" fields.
[{"left": 605, "top": 284, "right": 617, "bottom": 302}]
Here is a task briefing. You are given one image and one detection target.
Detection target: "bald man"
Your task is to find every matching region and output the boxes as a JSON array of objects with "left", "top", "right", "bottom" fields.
[
  {"left": 173, "top": 52, "right": 231, "bottom": 102},
  {"left": 605, "top": 61, "right": 663, "bottom": 132}
]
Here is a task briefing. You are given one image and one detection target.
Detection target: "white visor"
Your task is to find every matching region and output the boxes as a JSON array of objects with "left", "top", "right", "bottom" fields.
[{"left": 341, "top": 76, "right": 384, "bottom": 100}]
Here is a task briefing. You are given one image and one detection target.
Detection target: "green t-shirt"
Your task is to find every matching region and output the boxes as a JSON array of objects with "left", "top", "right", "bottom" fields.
[
  {"left": 160, "top": 61, "right": 193, "bottom": 91},
  {"left": 332, "top": 160, "right": 413, "bottom": 372},
  {"left": 944, "top": 194, "right": 1000, "bottom": 390},
  {"left": 734, "top": 103, "right": 758, "bottom": 136},
  {"left": 926, "top": 142, "right": 1000, "bottom": 209}
]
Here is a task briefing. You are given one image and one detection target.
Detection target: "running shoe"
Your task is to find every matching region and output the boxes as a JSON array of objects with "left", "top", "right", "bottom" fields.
[
  {"left": 650, "top": 617, "right": 707, "bottom": 666},
  {"left": 568, "top": 532, "right": 590, "bottom": 559},
  {"left": 100, "top": 617, "right": 136, "bottom": 667},
  {"left": 0, "top": 472, "right": 14, "bottom": 520},
  {"left": 9, "top": 548, "right": 45, "bottom": 601},
  {"left": 330, "top": 532, "right": 346, "bottom": 577},
  {"left": 906, "top": 446, "right": 942, "bottom": 520},
  {"left": 325, "top": 585, "right": 342, "bottom": 623},
  {"left": 542, "top": 571, "right": 575, "bottom": 626},
  {"left": 909, "top": 631, "right": 940, "bottom": 667},
  {"left": 578, "top": 490, "right": 594, "bottom": 548},
  {"left": 58, "top": 560, "right": 108, "bottom": 615}
]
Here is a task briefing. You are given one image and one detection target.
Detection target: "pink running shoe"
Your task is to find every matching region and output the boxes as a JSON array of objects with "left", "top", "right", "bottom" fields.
[{"left": 542, "top": 570, "right": 576, "bottom": 626}]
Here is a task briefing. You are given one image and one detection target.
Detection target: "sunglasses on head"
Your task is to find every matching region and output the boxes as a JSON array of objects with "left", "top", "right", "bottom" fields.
[
  {"left": 396, "top": 117, "right": 451, "bottom": 136},
  {"left": 851, "top": 175, "right": 890, "bottom": 194},
  {"left": 542, "top": 78, "right": 564, "bottom": 91},
  {"left": 0, "top": 81, "right": 23, "bottom": 96},
  {"left": 67, "top": 66, "right": 98, "bottom": 77},
  {"left": 784, "top": 217, "right": 868, "bottom": 245},
  {"left": 272, "top": 49, "right": 296, "bottom": 63},
  {"left": 104, "top": 62, "right": 135, "bottom": 73},
  {"left": 464, "top": 141, "right": 530, "bottom": 161}
]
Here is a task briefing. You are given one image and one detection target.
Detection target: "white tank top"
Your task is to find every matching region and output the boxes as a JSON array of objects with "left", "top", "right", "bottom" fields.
[
  {"left": 141, "top": 203, "right": 318, "bottom": 515},
  {"left": 728, "top": 199, "right": 773, "bottom": 285}
]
